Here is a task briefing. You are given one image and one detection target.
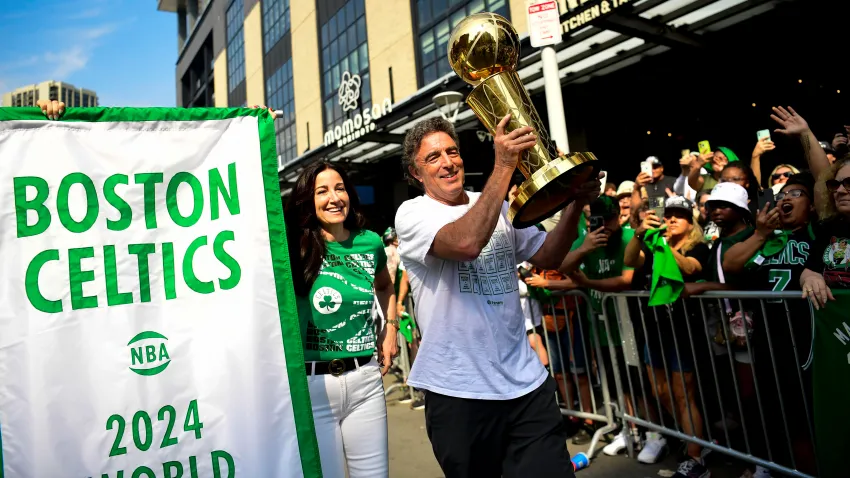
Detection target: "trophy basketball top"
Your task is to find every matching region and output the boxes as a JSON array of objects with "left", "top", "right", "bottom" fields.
[{"left": 448, "top": 13, "right": 520, "bottom": 86}]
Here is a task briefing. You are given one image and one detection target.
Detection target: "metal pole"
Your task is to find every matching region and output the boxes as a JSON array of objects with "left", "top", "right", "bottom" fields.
[{"left": 541, "top": 46, "right": 569, "bottom": 153}]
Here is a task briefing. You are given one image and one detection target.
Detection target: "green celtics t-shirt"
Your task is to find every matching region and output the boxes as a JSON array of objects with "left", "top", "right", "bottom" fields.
[
  {"left": 571, "top": 228, "right": 635, "bottom": 345},
  {"left": 298, "top": 229, "right": 387, "bottom": 361}
]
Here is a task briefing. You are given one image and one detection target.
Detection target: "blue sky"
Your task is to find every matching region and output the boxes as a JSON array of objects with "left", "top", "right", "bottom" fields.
[{"left": 0, "top": 0, "right": 177, "bottom": 106}]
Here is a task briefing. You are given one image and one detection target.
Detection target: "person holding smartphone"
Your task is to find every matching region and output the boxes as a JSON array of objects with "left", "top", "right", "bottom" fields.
[
  {"left": 624, "top": 196, "right": 710, "bottom": 472},
  {"left": 633, "top": 157, "right": 678, "bottom": 210},
  {"left": 688, "top": 146, "right": 741, "bottom": 193},
  {"left": 560, "top": 195, "right": 640, "bottom": 457}
]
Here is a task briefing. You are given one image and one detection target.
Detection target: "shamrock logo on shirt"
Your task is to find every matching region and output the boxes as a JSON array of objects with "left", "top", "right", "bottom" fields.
[
  {"left": 313, "top": 287, "right": 342, "bottom": 314},
  {"left": 319, "top": 295, "right": 337, "bottom": 311}
]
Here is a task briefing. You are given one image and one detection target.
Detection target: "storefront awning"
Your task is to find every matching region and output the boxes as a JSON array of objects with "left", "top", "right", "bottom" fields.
[{"left": 279, "top": 0, "right": 778, "bottom": 194}]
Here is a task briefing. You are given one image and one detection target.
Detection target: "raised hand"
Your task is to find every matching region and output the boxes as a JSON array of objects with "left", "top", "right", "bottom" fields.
[
  {"left": 37, "top": 99, "right": 65, "bottom": 120},
  {"left": 580, "top": 227, "right": 608, "bottom": 252},
  {"left": 636, "top": 210, "right": 663, "bottom": 236},
  {"left": 755, "top": 203, "right": 781, "bottom": 239},
  {"left": 771, "top": 106, "right": 810, "bottom": 137},
  {"left": 693, "top": 152, "right": 713, "bottom": 168},
  {"left": 753, "top": 137, "right": 776, "bottom": 157},
  {"left": 573, "top": 171, "right": 604, "bottom": 205},
  {"left": 494, "top": 114, "right": 536, "bottom": 171},
  {"left": 250, "top": 104, "right": 279, "bottom": 119},
  {"left": 679, "top": 154, "right": 692, "bottom": 174}
]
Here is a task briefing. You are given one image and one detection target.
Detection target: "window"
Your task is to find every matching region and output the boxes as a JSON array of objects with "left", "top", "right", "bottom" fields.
[
  {"left": 415, "top": 0, "right": 508, "bottom": 85},
  {"left": 262, "top": 0, "right": 290, "bottom": 52},
  {"left": 83, "top": 93, "right": 89, "bottom": 106},
  {"left": 319, "top": 0, "right": 369, "bottom": 130},
  {"left": 49, "top": 86, "right": 58, "bottom": 101},
  {"left": 74, "top": 91, "right": 80, "bottom": 107},
  {"left": 266, "top": 59, "right": 297, "bottom": 167},
  {"left": 226, "top": 0, "right": 246, "bottom": 94},
  {"left": 35, "top": 90, "right": 39, "bottom": 102}
]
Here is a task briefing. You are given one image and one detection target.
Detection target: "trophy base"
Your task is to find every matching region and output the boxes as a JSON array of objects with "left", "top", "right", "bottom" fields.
[{"left": 508, "top": 152, "right": 599, "bottom": 228}]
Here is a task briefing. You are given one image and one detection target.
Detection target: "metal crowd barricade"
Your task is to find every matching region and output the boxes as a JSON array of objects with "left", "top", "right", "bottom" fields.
[
  {"left": 530, "top": 290, "right": 618, "bottom": 458},
  {"left": 599, "top": 291, "right": 817, "bottom": 478}
]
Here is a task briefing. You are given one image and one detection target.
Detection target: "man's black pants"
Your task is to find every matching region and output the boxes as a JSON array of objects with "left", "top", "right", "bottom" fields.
[{"left": 424, "top": 376, "right": 575, "bottom": 478}]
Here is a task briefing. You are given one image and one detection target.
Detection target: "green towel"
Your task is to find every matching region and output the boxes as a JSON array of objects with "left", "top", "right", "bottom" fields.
[
  {"left": 644, "top": 227, "right": 684, "bottom": 306},
  {"left": 398, "top": 312, "right": 416, "bottom": 343},
  {"left": 745, "top": 224, "right": 815, "bottom": 270},
  {"left": 527, "top": 284, "right": 553, "bottom": 303}
]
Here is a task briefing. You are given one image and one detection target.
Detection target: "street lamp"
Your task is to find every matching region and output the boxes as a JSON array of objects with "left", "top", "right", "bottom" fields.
[{"left": 433, "top": 91, "right": 464, "bottom": 124}]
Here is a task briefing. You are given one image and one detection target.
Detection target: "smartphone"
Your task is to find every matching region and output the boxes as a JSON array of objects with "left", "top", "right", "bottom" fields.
[
  {"left": 518, "top": 266, "right": 533, "bottom": 280},
  {"left": 757, "top": 129, "right": 771, "bottom": 142},
  {"left": 649, "top": 197, "right": 665, "bottom": 220},
  {"left": 698, "top": 140, "right": 711, "bottom": 156},
  {"left": 589, "top": 215, "right": 604, "bottom": 230},
  {"left": 640, "top": 161, "right": 653, "bottom": 177},
  {"left": 757, "top": 189, "right": 774, "bottom": 212},
  {"left": 681, "top": 149, "right": 691, "bottom": 158},
  {"left": 599, "top": 170, "right": 608, "bottom": 194}
]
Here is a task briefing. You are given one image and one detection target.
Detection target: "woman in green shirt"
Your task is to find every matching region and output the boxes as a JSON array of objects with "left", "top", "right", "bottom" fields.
[{"left": 285, "top": 161, "right": 397, "bottom": 478}]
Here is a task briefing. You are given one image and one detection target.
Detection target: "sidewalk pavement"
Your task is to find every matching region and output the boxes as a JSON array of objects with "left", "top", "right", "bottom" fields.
[{"left": 384, "top": 374, "right": 749, "bottom": 478}]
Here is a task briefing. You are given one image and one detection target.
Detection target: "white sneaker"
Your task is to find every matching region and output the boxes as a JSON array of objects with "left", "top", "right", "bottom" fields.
[
  {"left": 752, "top": 466, "right": 772, "bottom": 478},
  {"left": 602, "top": 430, "right": 628, "bottom": 456},
  {"left": 638, "top": 432, "right": 667, "bottom": 464}
]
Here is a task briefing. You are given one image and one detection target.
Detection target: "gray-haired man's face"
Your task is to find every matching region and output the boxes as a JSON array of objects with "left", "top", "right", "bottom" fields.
[{"left": 409, "top": 131, "right": 466, "bottom": 206}]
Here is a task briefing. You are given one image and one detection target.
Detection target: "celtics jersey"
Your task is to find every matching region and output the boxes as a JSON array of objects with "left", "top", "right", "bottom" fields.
[
  {"left": 298, "top": 229, "right": 387, "bottom": 361},
  {"left": 812, "top": 291, "right": 850, "bottom": 477},
  {"left": 806, "top": 218, "right": 850, "bottom": 289},
  {"left": 571, "top": 227, "right": 635, "bottom": 345},
  {"left": 706, "top": 226, "right": 754, "bottom": 285},
  {"left": 749, "top": 226, "right": 815, "bottom": 295}
]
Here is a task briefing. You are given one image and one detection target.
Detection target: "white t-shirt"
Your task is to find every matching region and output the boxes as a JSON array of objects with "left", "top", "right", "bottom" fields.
[{"left": 396, "top": 192, "right": 549, "bottom": 400}]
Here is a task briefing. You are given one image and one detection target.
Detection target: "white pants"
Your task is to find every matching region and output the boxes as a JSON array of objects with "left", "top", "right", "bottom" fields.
[{"left": 307, "top": 357, "right": 388, "bottom": 478}]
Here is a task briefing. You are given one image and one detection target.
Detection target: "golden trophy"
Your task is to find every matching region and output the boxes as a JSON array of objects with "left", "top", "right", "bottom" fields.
[{"left": 448, "top": 12, "right": 599, "bottom": 228}]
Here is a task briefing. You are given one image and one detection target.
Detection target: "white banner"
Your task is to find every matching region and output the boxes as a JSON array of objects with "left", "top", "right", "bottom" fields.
[{"left": 0, "top": 109, "right": 320, "bottom": 478}]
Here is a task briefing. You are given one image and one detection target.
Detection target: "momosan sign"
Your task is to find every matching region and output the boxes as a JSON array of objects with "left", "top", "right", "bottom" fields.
[
  {"left": 323, "top": 71, "right": 393, "bottom": 148},
  {"left": 0, "top": 108, "right": 321, "bottom": 478}
]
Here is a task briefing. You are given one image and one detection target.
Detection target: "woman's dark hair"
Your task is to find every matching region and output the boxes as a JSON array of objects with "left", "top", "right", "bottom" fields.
[{"left": 284, "top": 161, "right": 366, "bottom": 296}]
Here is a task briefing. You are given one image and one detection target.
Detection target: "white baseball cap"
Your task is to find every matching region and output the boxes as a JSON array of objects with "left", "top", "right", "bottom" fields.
[
  {"left": 616, "top": 180, "right": 635, "bottom": 198},
  {"left": 706, "top": 182, "right": 749, "bottom": 211}
]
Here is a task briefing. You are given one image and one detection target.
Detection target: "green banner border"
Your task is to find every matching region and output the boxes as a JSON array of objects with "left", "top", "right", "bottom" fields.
[{"left": 0, "top": 106, "right": 322, "bottom": 478}]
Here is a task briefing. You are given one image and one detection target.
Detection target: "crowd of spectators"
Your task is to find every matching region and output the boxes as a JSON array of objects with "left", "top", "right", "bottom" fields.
[{"left": 515, "top": 106, "right": 849, "bottom": 478}]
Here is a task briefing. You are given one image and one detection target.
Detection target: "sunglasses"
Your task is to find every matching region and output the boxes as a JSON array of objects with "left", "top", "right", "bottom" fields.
[
  {"left": 826, "top": 177, "right": 850, "bottom": 193},
  {"left": 719, "top": 176, "right": 746, "bottom": 183},
  {"left": 774, "top": 189, "right": 807, "bottom": 201},
  {"left": 771, "top": 171, "right": 793, "bottom": 181}
]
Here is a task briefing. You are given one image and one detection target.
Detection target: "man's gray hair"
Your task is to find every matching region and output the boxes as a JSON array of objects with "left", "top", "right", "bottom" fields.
[{"left": 402, "top": 117, "right": 460, "bottom": 186}]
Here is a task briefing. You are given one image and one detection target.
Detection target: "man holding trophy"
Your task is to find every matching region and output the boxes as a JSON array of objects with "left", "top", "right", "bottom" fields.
[{"left": 395, "top": 12, "right": 601, "bottom": 477}]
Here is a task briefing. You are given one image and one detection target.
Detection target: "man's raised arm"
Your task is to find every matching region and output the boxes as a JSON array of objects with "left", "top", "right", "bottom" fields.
[{"left": 432, "top": 115, "right": 536, "bottom": 261}]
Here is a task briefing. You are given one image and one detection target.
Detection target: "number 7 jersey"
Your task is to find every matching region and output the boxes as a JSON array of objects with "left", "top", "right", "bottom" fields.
[{"left": 749, "top": 226, "right": 815, "bottom": 295}]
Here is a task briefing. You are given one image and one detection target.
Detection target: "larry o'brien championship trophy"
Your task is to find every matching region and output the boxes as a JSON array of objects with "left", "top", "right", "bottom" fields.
[{"left": 449, "top": 13, "right": 599, "bottom": 227}]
